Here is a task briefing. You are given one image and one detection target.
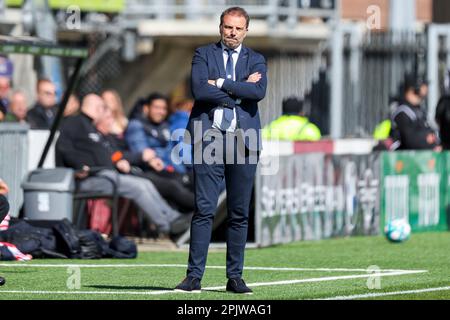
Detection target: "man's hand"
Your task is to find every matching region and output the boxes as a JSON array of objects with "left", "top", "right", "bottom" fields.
[
  {"left": 116, "top": 159, "right": 131, "bottom": 174},
  {"left": 208, "top": 80, "right": 217, "bottom": 86},
  {"left": 149, "top": 157, "right": 165, "bottom": 172},
  {"left": 246, "top": 72, "right": 261, "bottom": 83},
  {"left": 75, "top": 166, "right": 90, "bottom": 179},
  {"left": 142, "top": 148, "right": 156, "bottom": 162},
  {"left": 0, "top": 179, "right": 9, "bottom": 195}
]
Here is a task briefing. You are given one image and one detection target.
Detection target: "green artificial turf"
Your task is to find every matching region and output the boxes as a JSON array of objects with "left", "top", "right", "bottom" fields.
[{"left": 0, "top": 232, "right": 449, "bottom": 300}]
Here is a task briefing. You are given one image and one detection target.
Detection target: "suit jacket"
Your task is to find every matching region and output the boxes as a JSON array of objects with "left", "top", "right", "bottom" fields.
[
  {"left": 186, "top": 41, "right": 267, "bottom": 151},
  {"left": 27, "top": 103, "right": 57, "bottom": 130}
]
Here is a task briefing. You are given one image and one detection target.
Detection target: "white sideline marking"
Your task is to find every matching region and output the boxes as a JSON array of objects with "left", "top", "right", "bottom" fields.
[
  {"left": 0, "top": 270, "right": 427, "bottom": 296},
  {"left": 201, "top": 270, "right": 427, "bottom": 292},
  {"left": 318, "top": 286, "right": 450, "bottom": 300},
  {"left": 0, "top": 263, "right": 426, "bottom": 273}
]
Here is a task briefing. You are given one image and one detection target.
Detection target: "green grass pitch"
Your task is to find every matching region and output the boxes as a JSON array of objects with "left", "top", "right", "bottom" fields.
[{"left": 0, "top": 232, "right": 449, "bottom": 300}]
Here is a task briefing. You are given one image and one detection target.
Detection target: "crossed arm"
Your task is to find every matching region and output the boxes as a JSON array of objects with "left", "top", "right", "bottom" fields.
[
  {"left": 191, "top": 48, "right": 267, "bottom": 106},
  {"left": 215, "top": 54, "right": 267, "bottom": 101}
]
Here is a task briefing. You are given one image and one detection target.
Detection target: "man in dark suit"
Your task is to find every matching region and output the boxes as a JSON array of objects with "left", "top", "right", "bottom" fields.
[
  {"left": 27, "top": 78, "right": 58, "bottom": 129},
  {"left": 175, "top": 6, "right": 267, "bottom": 294}
]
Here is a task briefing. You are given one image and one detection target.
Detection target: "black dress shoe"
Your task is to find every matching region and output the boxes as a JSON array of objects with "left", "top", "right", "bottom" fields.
[
  {"left": 174, "top": 276, "right": 201, "bottom": 293},
  {"left": 226, "top": 278, "right": 253, "bottom": 294},
  {"left": 0, "top": 276, "right": 5, "bottom": 286}
]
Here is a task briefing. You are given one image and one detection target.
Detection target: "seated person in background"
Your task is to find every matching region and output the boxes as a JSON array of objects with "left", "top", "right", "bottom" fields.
[
  {"left": 125, "top": 93, "right": 187, "bottom": 174},
  {"left": 102, "top": 89, "right": 128, "bottom": 136},
  {"left": 390, "top": 76, "right": 440, "bottom": 151},
  {"left": 4, "top": 90, "right": 28, "bottom": 124},
  {"left": 169, "top": 99, "right": 194, "bottom": 132},
  {"left": 27, "top": 78, "right": 58, "bottom": 129},
  {"left": 169, "top": 99, "right": 194, "bottom": 169},
  {"left": 262, "top": 96, "right": 321, "bottom": 141},
  {"left": 97, "top": 107, "right": 194, "bottom": 213},
  {"left": 56, "top": 94, "right": 190, "bottom": 238}
]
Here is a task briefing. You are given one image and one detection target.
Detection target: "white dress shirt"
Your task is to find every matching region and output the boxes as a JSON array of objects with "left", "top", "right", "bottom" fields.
[{"left": 212, "top": 42, "right": 242, "bottom": 132}]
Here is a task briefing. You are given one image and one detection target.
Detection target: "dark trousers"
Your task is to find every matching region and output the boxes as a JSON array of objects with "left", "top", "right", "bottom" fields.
[{"left": 187, "top": 129, "right": 259, "bottom": 279}]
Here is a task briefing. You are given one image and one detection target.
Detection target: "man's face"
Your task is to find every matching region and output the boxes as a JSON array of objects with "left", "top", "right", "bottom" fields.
[
  {"left": 93, "top": 99, "right": 107, "bottom": 123},
  {"left": 147, "top": 99, "right": 168, "bottom": 124},
  {"left": 10, "top": 93, "right": 27, "bottom": 120},
  {"left": 405, "top": 88, "right": 422, "bottom": 106},
  {"left": 420, "top": 84, "right": 429, "bottom": 98},
  {"left": 220, "top": 14, "right": 248, "bottom": 49},
  {"left": 0, "top": 77, "right": 11, "bottom": 99},
  {"left": 37, "top": 81, "right": 57, "bottom": 108},
  {"left": 96, "top": 108, "right": 113, "bottom": 135},
  {"left": 102, "top": 91, "right": 119, "bottom": 113}
]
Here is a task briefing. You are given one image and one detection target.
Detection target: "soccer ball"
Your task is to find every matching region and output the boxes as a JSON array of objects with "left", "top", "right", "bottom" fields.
[{"left": 384, "top": 219, "right": 411, "bottom": 243}]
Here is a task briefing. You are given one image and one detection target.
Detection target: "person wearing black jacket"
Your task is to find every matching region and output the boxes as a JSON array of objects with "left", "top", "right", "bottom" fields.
[
  {"left": 56, "top": 94, "right": 190, "bottom": 237},
  {"left": 390, "top": 77, "right": 439, "bottom": 150},
  {"left": 96, "top": 109, "right": 195, "bottom": 213},
  {"left": 27, "top": 79, "right": 58, "bottom": 129}
]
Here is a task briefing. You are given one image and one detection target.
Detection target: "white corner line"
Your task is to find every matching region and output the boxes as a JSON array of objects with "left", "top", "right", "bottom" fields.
[
  {"left": 200, "top": 270, "right": 428, "bottom": 292},
  {"left": 317, "top": 286, "right": 450, "bottom": 300}
]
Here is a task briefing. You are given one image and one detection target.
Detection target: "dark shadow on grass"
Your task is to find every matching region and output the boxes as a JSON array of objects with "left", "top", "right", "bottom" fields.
[{"left": 86, "top": 285, "right": 173, "bottom": 291}]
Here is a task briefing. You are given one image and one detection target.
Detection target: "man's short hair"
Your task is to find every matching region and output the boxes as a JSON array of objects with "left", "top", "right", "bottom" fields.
[
  {"left": 36, "top": 78, "right": 53, "bottom": 91},
  {"left": 145, "top": 92, "right": 169, "bottom": 107},
  {"left": 220, "top": 7, "right": 250, "bottom": 29}
]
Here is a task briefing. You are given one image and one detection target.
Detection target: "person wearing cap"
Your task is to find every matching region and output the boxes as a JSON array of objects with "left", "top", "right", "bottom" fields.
[
  {"left": 390, "top": 75, "right": 439, "bottom": 150},
  {"left": 262, "top": 96, "right": 321, "bottom": 141}
]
